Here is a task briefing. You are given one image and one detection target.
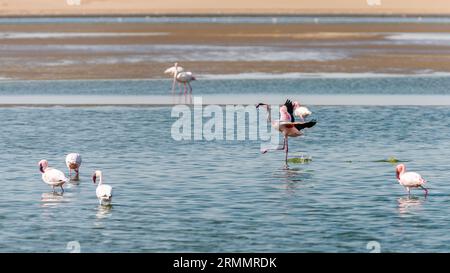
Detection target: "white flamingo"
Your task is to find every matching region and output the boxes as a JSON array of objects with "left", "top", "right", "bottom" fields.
[
  {"left": 396, "top": 164, "right": 428, "bottom": 196},
  {"left": 93, "top": 170, "right": 113, "bottom": 206},
  {"left": 164, "top": 62, "right": 184, "bottom": 93},
  {"left": 176, "top": 71, "right": 196, "bottom": 94},
  {"left": 65, "top": 153, "right": 82, "bottom": 179},
  {"left": 293, "top": 101, "right": 312, "bottom": 122},
  {"left": 38, "top": 160, "right": 69, "bottom": 193}
]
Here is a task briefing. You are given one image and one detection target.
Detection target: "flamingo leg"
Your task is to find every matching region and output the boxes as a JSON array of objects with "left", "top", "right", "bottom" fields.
[
  {"left": 420, "top": 185, "right": 428, "bottom": 197},
  {"left": 68, "top": 168, "right": 72, "bottom": 178},
  {"left": 284, "top": 137, "right": 289, "bottom": 169},
  {"left": 406, "top": 187, "right": 411, "bottom": 197},
  {"left": 188, "top": 82, "right": 193, "bottom": 93},
  {"left": 60, "top": 185, "right": 64, "bottom": 193},
  {"left": 172, "top": 77, "right": 177, "bottom": 93},
  {"left": 184, "top": 83, "right": 188, "bottom": 95},
  {"left": 52, "top": 186, "right": 55, "bottom": 193},
  {"left": 178, "top": 82, "right": 183, "bottom": 95}
]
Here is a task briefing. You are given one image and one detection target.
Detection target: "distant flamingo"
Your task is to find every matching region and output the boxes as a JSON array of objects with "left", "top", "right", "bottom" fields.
[
  {"left": 256, "top": 99, "right": 316, "bottom": 169},
  {"left": 396, "top": 164, "right": 428, "bottom": 196},
  {"left": 176, "top": 71, "right": 196, "bottom": 94},
  {"left": 293, "top": 101, "right": 312, "bottom": 122},
  {"left": 93, "top": 170, "right": 113, "bottom": 206},
  {"left": 38, "top": 160, "right": 69, "bottom": 193},
  {"left": 164, "top": 62, "right": 184, "bottom": 93},
  {"left": 65, "top": 153, "right": 82, "bottom": 179}
]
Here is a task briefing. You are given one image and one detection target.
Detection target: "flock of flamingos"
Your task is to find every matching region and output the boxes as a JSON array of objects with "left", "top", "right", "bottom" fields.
[{"left": 37, "top": 63, "right": 428, "bottom": 206}]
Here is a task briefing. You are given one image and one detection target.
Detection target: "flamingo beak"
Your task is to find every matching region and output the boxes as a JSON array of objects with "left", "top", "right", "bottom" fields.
[
  {"left": 92, "top": 174, "right": 97, "bottom": 184},
  {"left": 39, "top": 164, "right": 44, "bottom": 173},
  {"left": 396, "top": 169, "right": 400, "bottom": 180},
  {"left": 256, "top": 103, "right": 265, "bottom": 109}
]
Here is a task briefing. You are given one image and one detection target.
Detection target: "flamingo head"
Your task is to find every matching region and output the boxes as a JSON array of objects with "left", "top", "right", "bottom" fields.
[
  {"left": 191, "top": 75, "right": 196, "bottom": 81},
  {"left": 174, "top": 62, "right": 178, "bottom": 67},
  {"left": 293, "top": 101, "right": 301, "bottom": 109},
  {"left": 396, "top": 164, "right": 405, "bottom": 180},
  {"left": 92, "top": 170, "right": 102, "bottom": 184},
  {"left": 38, "top": 160, "right": 48, "bottom": 173}
]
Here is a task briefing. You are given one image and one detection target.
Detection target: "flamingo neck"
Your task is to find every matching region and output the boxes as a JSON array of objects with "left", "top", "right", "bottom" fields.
[
  {"left": 97, "top": 173, "right": 103, "bottom": 185},
  {"left": 266, "top": 105, "right": 272, "bottom": 122}
]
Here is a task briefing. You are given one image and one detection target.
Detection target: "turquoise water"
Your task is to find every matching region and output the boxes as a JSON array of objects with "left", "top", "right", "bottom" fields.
[
  {"left": 1, "top": 75, "right": 450, "bottom": 96},
  {"left": 1, "top": 77, "right": 450, "bottom": 252},
  {"left": 0, "top": 105, "right": 449, "bottom": 252}
]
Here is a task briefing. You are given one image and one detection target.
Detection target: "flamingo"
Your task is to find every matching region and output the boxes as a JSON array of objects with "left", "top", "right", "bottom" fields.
[
  {"left": 164, "top": 62, "right": 184, "bottom": 93},
  {"left": 65, "top": 153, "right": 82, "bottom": 179},
  {"left": 293, "top": 101, "right": 312, "bottom": 122},
  {"left": 38, "top": 159, "right": 69, "bottom": 193},
  {"left": 92, "top": 170, "right": 113, "bottom": 206},
  {"left": 396, "top": 164, "right": 428, "bottom": 196},
  {"left": 176, "top": 71, "right": 196, "bottom": 94},
  {"left": 256, "top": 99, "right": 316, "bottom": 169}
]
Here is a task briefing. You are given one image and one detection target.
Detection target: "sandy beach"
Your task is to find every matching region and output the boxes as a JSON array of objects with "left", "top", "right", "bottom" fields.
[
  {"left": 0, "top": 21, "right": 449, "bottom": 80},
  {"left": 0, "top": 0, "right": 450, "bottom": 16}
]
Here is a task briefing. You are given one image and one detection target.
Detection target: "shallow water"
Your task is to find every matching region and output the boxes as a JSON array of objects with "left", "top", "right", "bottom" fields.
[
  {"left": 0, "top": 103, "right": 450, "bottom": 252},
  {"left": 1, "top": 75, "right": 450, "bottom": 96}
]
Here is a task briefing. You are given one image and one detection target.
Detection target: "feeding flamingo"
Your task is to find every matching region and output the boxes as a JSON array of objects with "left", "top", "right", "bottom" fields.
[
  {"left": 176, "top": 71, "right": 196, "bottom": 94},
  {"left": 38, "top": 159, "right": 69, "bottom": 193},
  {"left": 293, "top": 101, "right": 312, "bottom": 122},
  {"left": 93, "top": 170, "right": 113, "bottom": 206},
  {"left": 256, "top": 99, "right": 316, "bottom": 169},
  {"left": 396, "top": 164, "right": 428, "bottom": 196},
  {"left": 164, "top": 62, "right": 184, "bottom": 93},
  {"left": 65, "top": 153, "right": 82, "bottom": 179}
]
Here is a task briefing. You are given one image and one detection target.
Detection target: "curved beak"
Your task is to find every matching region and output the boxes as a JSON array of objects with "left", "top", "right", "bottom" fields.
[
  {"left": 256, "top": 103, "right": 266, "bottom": 109},
  {"left": 39, "top": 164, "right": 44, "bottom": 173},
  {"left": 396, "top": 169, "right": 400, "bottom": 180},
  {"left": 92, "top": 174, "right": 97, "bottom": 184}
]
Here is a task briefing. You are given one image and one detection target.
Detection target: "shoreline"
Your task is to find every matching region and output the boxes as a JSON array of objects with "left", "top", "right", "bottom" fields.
[{"left": 1, "top": 14, "right": 450, "bottom": 18}]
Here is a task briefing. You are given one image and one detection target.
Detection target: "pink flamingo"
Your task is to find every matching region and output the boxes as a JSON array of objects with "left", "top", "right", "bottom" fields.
[
  {"left": 38, "top": 160, "right": 69, "bottom": 193},
  {"left": 176, "top": 71, "right": 196, "bottom": 94},
  {"left": 65, "top": 153, "right": 82, "bottom": 179},
  {"left": 396, "top": 164, "right": 428, "bottom": 196},
  {"left": 256, "top": 99, "right": 316, "bottom": 169},
  {"left": 293, "top": 101, "right": 312, "bottom": 122}
]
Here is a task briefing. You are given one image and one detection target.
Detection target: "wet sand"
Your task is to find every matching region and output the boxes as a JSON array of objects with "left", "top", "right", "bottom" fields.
[{"left": 0, "top": 22, "right": 449, "bottom": 80}]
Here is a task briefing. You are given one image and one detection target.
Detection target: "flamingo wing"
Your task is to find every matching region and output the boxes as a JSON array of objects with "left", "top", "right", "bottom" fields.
[
  {"left": 65, "top": 153, "right": 81, "bottom": 168},
  {"left": 96, "top": 184, "right": 113, "bottom": 199},
  {"left": 294, "top": 106, "right": 312, "bottom": 118},
  {"left": 294, "top": 120, "right": 317, "bottom": 131},
  {"left": 284, "top": 99, "right": 295, "bottom": 122},
  {"left": 400, "top": 172, "right": 426, "bottom": 187},
  {"left": 43, "top": 168, "right": 69, "bottom": 185},
  {"left": 164, "top": 66, "right": 184, "bottom": 75}
]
